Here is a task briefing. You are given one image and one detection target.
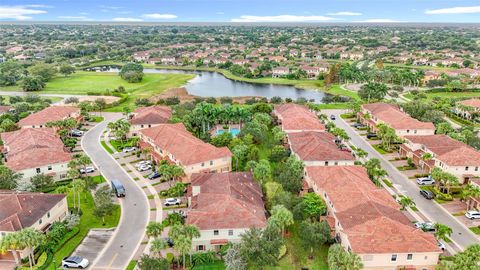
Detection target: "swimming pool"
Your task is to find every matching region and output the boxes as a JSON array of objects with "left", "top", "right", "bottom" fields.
[{"left": 216, "top": 128, "right": 241, "bottom": 137}]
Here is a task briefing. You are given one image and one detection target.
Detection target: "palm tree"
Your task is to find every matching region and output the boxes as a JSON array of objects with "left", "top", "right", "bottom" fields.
[
  {"left": 146, "top": 222, "right": 164, "bottom": 239},
  {"left": 168, "top": 224, "right": 200, "bottom": 269},
  {"left": 398, "top": 196, "right": 416, "bottom": 210},
  {"left": 0, "top": 232, "right": 23, "bottom": 265},
  {"left": 269, "top": 205, "right": 294, "bottom": 237},
  {"left": 72, "top": 179, "right": 86, "bottom": 213},
  {"left": 434, "top": 223, "right": 453, "bottom": 242},
  {"left": 462, "top": 184, "right": 480, "bottom": 210},
  {"left": 150, "top": 238, "right": 168, "bottom": 258},
  {"left": 421, "top": 153, "right": 433, "bottom": 172},
  {"left": 21, "top": 228, "right": 46, "bottom": 269},
  {"left": 232, "top": 144, "right": 248, "bottom": 171}
]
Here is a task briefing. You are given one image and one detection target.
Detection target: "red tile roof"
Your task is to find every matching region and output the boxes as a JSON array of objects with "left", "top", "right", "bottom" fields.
[
  {"left": 0, "top": 191, "right": 65, "bottom": 232},
  {"left": 1, "top": 128, "right": 71, "bottom": 171},
  {"left": 273, "top": 103, "right": 325, "bottom": 132},
  {"left": 288, "top": 131, "right": 354, "bottom": 162},
  {"left": 306, "top": 165, "right": 439, "bottom": 254},
  {"left": 139, "top": 123, "right": 232, "bottom": 166},
  {"left": 458, "top": 98, "right": 480, "bottom": 109},
  {"left": 405, "top": 134, "right": 480, "bottom": 166},
  {"left": 186, "top": 172, "right": 266, "bottom": 230},
  {"left": 130, "top": 106, "right": 172, "bottom": 125},
  {"left": 18, "top": 106, "right": 79, "bottom": 127},
  {"left": 0, "top": 105, "right": 12, "bottom": 114},
  {"left": 362, "top": 102, "right": 435, "bottom": 131}
]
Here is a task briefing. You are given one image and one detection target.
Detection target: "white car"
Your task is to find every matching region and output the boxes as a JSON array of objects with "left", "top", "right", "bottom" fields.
[
  {"left": 415, "top": 222, "right": 436, "bottom": 232},
  {"left": 465, "top": 210, "right": 480, "bottom": 220},
  {"left": 164, "top": 198, "right": 181, "bottom": 206},
  {"left": 62, "top": 256, "right": 89, "bottom": 268},
  {"left": 79, "top": 166, "right": 95, "bottom": 174},
  {"left": 438, "top": 241, "right": 446, "bottom": 251},
  {"left": 135, "top": 160, "right": 151, "bottom": 168},
  {"left": 122, "top": 147, "right": 137, "bottom": 153},
  {"left": 138, "top": 164, "right": 152, "bottom": 172},
  {"left": 416, "top": 176, "right": 435, "bottom": 185}
]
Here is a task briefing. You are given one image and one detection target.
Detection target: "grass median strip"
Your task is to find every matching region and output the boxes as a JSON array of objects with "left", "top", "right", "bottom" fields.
[{"left": 100, "top": 140, "right": 114, "bottom": 154}]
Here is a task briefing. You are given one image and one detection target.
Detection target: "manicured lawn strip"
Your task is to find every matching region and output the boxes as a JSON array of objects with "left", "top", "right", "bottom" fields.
[
  {"left": 91, "top": 175, "right": 106, "bottom": 184},
  {"left": 372, "top": 144, "right": 390, "bottom": 154},
  {"left": 100, "top": 140, "right": 114, "bottom": 154},
  {"left": 405, "top": 91, "right": 480, "bottom": 101},
  {"left": 469, "top": 227, "right": 480, "bottom": 235},
  {"left": 397, "top": 165, "right": 417, "bottom": 171},
  {"left": 0, "top": 95, "right": 63, "bottom": 104},
  {"left": 47, "top": 190, "right": 120, "bottom": 270},
  {"left": 383, "top": 179, "right": 394, "bottom": 188},
  {"left": 126, "top": 260, "right": 137, "bottom": 270},
  {"left": 88, "top": 115, "right": 104, "bottom": 123},
  {"left": 315, "top": 103, "right": 350, "bottom": 109},
  {"left": 325, "top": 84, "right": 360, "bottom": 100},
  {"left": 192, "top": 261, "right": 225, "bottom": 270}
]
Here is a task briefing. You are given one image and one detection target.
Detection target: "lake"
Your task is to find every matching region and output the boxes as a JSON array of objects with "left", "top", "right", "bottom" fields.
[{"left": 98, "top": 67, "right": 327, "bottom": 103}]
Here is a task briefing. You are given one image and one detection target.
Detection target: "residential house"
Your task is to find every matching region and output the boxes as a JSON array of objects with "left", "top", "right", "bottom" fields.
[
  {"left": 358, "top": 103, "right": 435, "bottom": 137},
  {"left": 18, "top": 106, "right": 81, "bottom": 129},
  {"left": 455, "top": 98, "right": 480, "bottom": 120},
  {"left": 186, "top": 172, "right": 266, "bottom": 251},
  {"left": 133, "top": 51, "right": 150, "bottom": 61},
  {"left": 147, "top": 57, "right": 161, "bottom": 65},
  {"left": 0, "top": 191, "right": 68, "bottom": 263},
  {"left": 1, "top": 128, "right": 71, "bottom": 181},
  {"left": 272, "top": 67, "right": 290, "bottom": 78},
  {"left": 273, "top": 103, "right": 325, "bottom": 133},
  {"left": 400, "top": 135, "right": 480, "bottom": 183},
  {"left": 422, "top": 71, "right": 441, "bottom": 84},
  {"left": 305, "top": 165, "right": 441, "bottom": 270},
  {"left": 287, "top": 131, "right": 355, "bottom": 166},
  {"left": 139, "top": 123, "right": 232, "bottom": 179},
  {"left": 301, "top": 66, "right": 327, "bottom": 79},
  {"left": 129, "top": 105, "right": 172, "bottom": 136},
  {"left": 161, "top": 56, "right": 177, "bottom": 65}
]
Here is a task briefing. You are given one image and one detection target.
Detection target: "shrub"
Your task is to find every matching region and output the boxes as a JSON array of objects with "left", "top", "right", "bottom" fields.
[
  {"left": 191, "top": 251, "right": 216, "bottom": 266},
  {"left": 160, "top": 182, "right": 186, "bottom": 197}
]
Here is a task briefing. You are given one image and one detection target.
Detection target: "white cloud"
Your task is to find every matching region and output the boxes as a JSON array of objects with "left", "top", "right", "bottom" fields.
[
  {"left": 142, "top": 13, "right": 177, "bottom": 19},
  {"left": 58, "top": 16, "right": 91, "bottom": 20},
  {"left": 117, "top": 11, "right": 132, "bottom": 15},
  {"left": 327, "top": 11, "right": 362, "bottom": 16},
  {"left": 231, "top": 15, "right": 337, "bottom": 22},
  {"left": 355, "top": 19, "right": 402, "bottom": 23},
  {"left": 425, "top": 6, "right": 480, "bottom": 14},
  {"left": 112, "top": 17, "right": 143, "bottom": 22},
  {"left": 0, "top": 5, "right": 47, "bottom": 20}
]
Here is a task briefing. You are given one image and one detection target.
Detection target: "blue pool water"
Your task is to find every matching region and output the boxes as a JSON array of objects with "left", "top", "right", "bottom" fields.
[{"left": 216, "top": 128, "right": 240, "bottom": 137}]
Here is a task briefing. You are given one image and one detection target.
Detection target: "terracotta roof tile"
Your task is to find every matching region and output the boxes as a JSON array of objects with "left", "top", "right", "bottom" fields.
[
  {"left": 130, "top": 106, "right": 172, "bottom": 125},
  {"left": 458, "top": 98, "right": 480, "bottom": 109},
  {"left": 0, "top": 191, "right": 65, "bottom": 232},
  {"left": 140, "top": 123, "right": 232, "bottom": 166},
  {"left": 288, "top": 131, "right": 354, "bottom": 162},
  {"left": 363, "top": 103, "right": 435, "bottom": 131},
  {"left": 273, "top": 103, "right": 325, "bottom": 132},
  {"left": 18, "top": 106, "right": 79, "bottom": 127},
  {"left": 186, "top": 172, "right": 267, "bottom": 230}
]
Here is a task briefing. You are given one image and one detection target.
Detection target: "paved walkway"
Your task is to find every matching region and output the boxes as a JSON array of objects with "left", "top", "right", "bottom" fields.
[
  {"left": 325, "top": 109, "right": 480, "bottom": 251},
  {"left": 81, "top": 113, "right": 149, "bottom": 270}
]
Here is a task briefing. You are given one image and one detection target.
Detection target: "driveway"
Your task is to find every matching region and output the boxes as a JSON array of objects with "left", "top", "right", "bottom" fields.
[
  {"left": 81, "top": 113, "right": 149, "bottom": 270},
  {"left": 325, "top": 109, "right": 480, "bottom": 251},
  {"left": 72, "top": 229, "right": 114, "bottom": 269}
]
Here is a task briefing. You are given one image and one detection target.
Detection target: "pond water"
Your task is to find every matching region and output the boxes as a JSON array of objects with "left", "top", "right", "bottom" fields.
[{"left": 96, "top": 67, "right": 327, "bottom": 103}]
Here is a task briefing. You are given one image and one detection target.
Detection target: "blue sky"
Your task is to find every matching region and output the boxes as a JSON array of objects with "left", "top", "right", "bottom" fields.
[{"left": 1, "top": 0, "right": 480, "bottom": 23}]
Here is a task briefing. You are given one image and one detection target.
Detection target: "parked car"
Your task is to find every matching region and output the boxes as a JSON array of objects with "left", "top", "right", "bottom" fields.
[
  {"left": 79, "top": 166, "right": 95, "bottom": 174},
  {"left": 164, "top": 198, "right": 181, "bottom": 206},
  {"left": 352, "top": 123, "right": 365, "bottom": 129},
  {"left": 70, "top": 129, "right": 84, "bottom": 137},
  {"left": 465, "top": 210, "right": 480, "bottom": 220},
  {"left": 138, "top": 164, "right": 152, "bottom": 172},
  {"left": 415, "top": 221, "right": 436, "bottom": 232},
  {"left": 420, "top": 190, "right": 435, "bottom": 200},
  {"left": 135, "top": 160, "right": 151, "bottom": 168},
  {"left": 62, "top": 256, "right": 89, "bottom": 269},
  {"left": 330, "top": 114, "right": 336, "bottom": 120},
  {"left": 123, "top": 147, "right": 137, "bottom": 153},
  {"left": 438, "top": 241, "right": 446, "bottom": 251},
  {"left": 148, "top": 171, "right": 161, "bottom": 180},
  {"left": 416, "top": 176, "right": 435, "bottom": 186},
  {"left": 366, "top": 133, "right": 378, "bottom": 139},
  {"left": 111, "top": 179, "right": 126, "bottom": 197}
]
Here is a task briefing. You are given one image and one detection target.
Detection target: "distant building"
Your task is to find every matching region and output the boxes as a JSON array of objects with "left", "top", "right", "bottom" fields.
[
  {"left": 272, "top": 67, "right": 289, "bottom": 78},
  {"left": 455, "top": 98, "right": 480, "bottom": 120},
  {"left": 129, "top": 105, "right": 172, "bottom": 136}
]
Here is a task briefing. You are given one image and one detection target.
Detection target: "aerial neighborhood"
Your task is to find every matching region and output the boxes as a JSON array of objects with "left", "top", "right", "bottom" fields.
[{"left": 0, "top": 21, "right": 480, "bottom": 270}]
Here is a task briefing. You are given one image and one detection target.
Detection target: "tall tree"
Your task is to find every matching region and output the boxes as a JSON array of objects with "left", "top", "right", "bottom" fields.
[
  {"left": 0, "top": 166, "right": 23, "bottom": 190},
  {"left": 299, "top": 220, "right": 332, "bottom": 257},
  {"left": 268, "top": 205, "right": 294, "bottom": 237},
  {"left": 93, "top": 186, "right": 115, "bottom": 224},
  {"left": 302, "top": 192, "right": 327, "bottom": 221},
  {"left": 328, "top": 244, "right": 363, "bottom": 270}
]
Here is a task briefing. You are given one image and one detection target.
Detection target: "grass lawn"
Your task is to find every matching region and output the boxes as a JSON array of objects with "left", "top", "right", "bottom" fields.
[
  {"left": 325, "top": 84, "right": 360, "bottom": 100},
  {"left": 47, "top": 190, "right": 120, "bottom": 269},
  {"left": 469, "top": 227, "right": 480, "bottom": 235},
  {"left": 126, "top": 260, "right": 137, "bottom": 270},
  {"left": 100, "top": 140, "right": 114, "bottom": 154},
  {"left": 91, "top": 175, "right": 106, "bottom": 184},
  {"left": 315, "top": 103, "right": 350, "bottom": 109},
  {"left": 266, "top": 224, "right": 329, "bottom": 270},
  {"left": 192, "top": 261, "right": 225, "bottom": 270},
  {"left": 372, "top": 144, "right": 391, "bottom": 154},
  {"left": 88, "top": 115, "right": 104, "bottom": 123},
  {"left": 404, "top": 91, "right": 480, "bottom": 101},
  {"left": 0, "top": 95, "right": 63, "bottom": 104},
  {"left": 397, "top": 165, "right": 417, "bottom": 171}
]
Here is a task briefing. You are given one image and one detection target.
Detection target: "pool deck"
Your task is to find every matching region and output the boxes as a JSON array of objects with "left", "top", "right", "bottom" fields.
[{"left": 210, "top": 124, "right": 241, "bottom": 137}]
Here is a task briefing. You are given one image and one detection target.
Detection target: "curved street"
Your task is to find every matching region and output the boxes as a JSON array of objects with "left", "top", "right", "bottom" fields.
[{"left": 81, "top": 113, "right": 149, "bottom": 270}]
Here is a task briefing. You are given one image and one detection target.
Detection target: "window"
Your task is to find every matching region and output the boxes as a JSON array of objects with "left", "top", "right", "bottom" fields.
[
  {"left": 48, "top": 165, "right": 52, "bottom": 171},
  {"left": 47, "top": 212, "right": 50, "bottom": 218},
  {"left": 201, "top": 162, "right": 205, "bottom": 167},
  {"left": 391, "top": 254, "right": 397, "bottom": 262},
  {"left": 228, "top": 230, "right": 233, "bottom": 236},
  {"left": 39, "top": 219, "right": 42, "bottom": 225},
  {"left": 407, "top": 254, "right": 413, "bottom": 260},
  {"left": 325, "top": 161, "right": 329, "bottom": 166},
  {"left": 214, "top": 230, "right": 219, "bottom": 235},
  {"left": 476, "top": 167, "right": 478, "bottom": 172},
  {"left": 210, "top": 160, "right": 213, "bottom": 165},
  {"left": 36, "top": 168, "right": 41, "bottom": 173},
  {"left": 334, "top": 161, "right": 338, "bottom": 165},
  {"left": 197, "top": 245, "right": 205, "bottom": 251},
  {"left": 148, "top": 125, "right": 151, "bottom": 128},
  {"left": 466, "top": 166, "right": 469, "bottom": 171},
  {"left": 406, "top": 130, "right": 410, "bottom": 133},
  {"left": 414, "top": 130, "right": 417, "bottom": 134},
  {"left": 141, "top": 125, "right": 144, "bottom": 128}
]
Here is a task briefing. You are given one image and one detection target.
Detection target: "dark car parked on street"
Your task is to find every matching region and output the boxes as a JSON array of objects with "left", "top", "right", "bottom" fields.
[{"left": 420, "top": 190, "right": 435, "bottom": 200}]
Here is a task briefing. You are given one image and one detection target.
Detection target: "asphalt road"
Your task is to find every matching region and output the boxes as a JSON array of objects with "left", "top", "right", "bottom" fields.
[
  {"left": 81, "top": 113, "right": 149, "bottom": 270},
  {"left": 325, "top": 109, "right": 479, "bottom": 251}
]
